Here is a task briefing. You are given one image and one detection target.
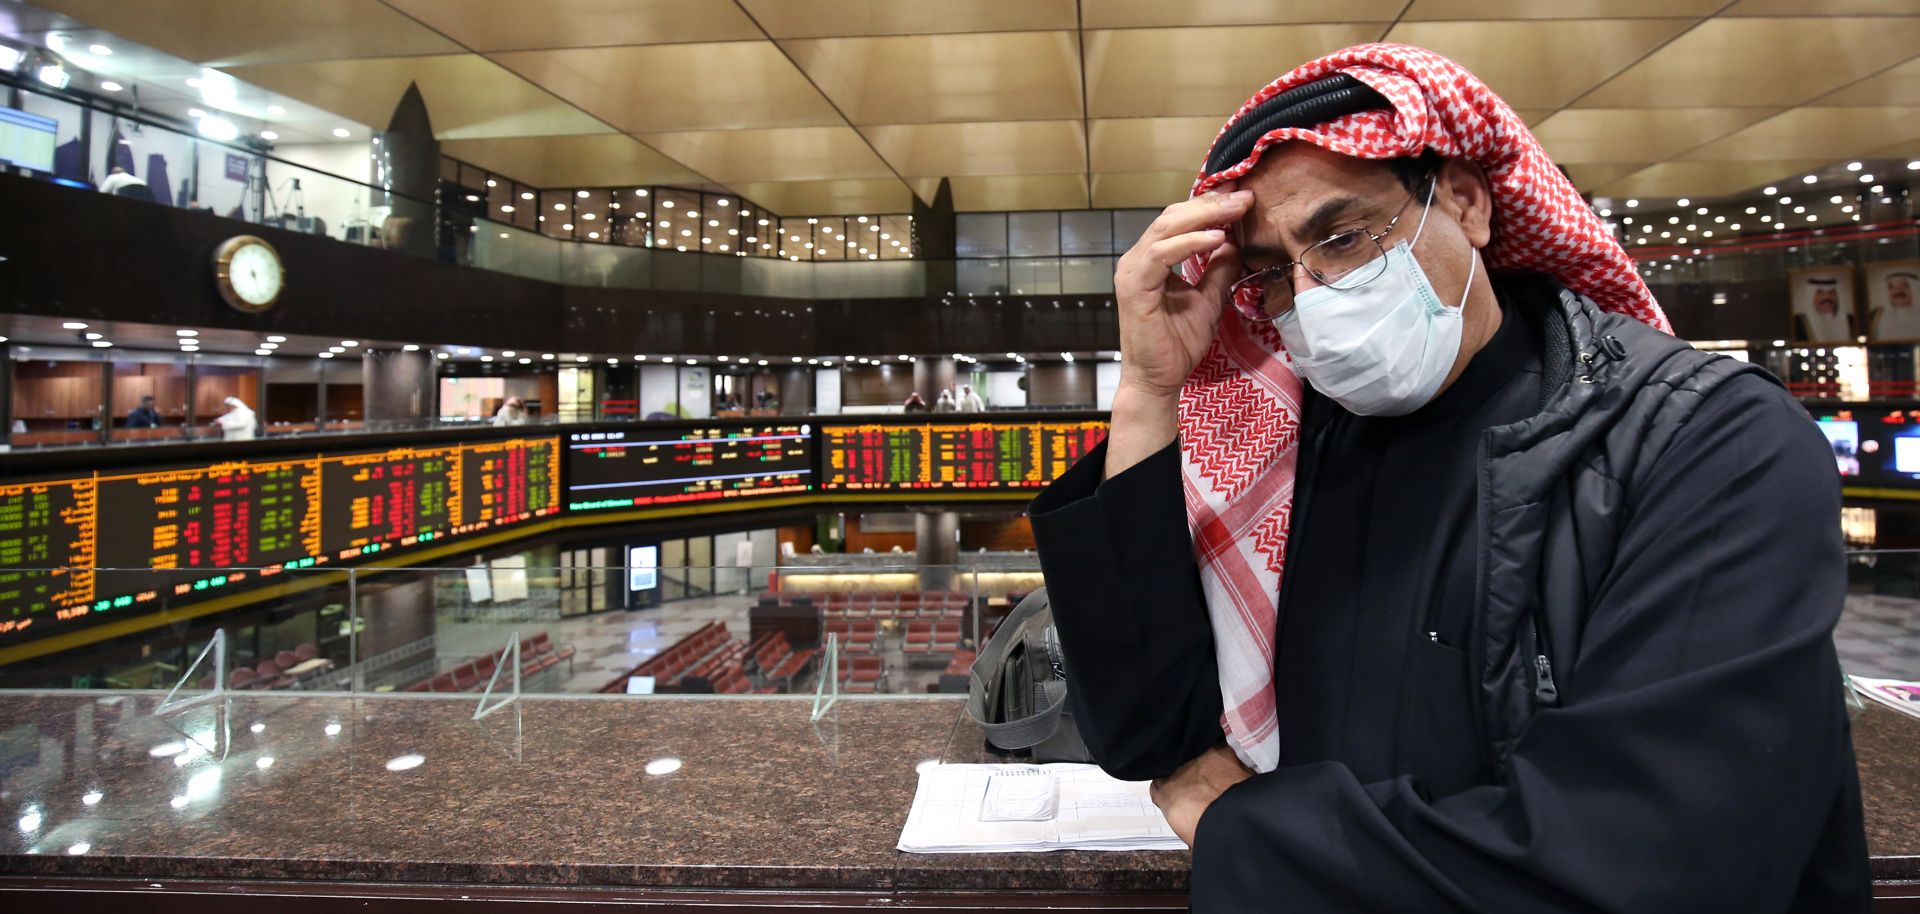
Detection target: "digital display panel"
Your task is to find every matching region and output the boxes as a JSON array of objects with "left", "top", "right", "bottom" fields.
[
  {"left": 565, "top": 425, "right": 812, "bottom": 511},
  {"left": 1818, "top": 419, "right": 1861, "bottom": 477},
  {"left": 1813, "top": 407, "right": 1920, "bottom": 490},
  {"left": 0, "top": 436, "right": 560, "bottom": 647},
  {"left": 819, "top": 420, "right": 1108, "bottom": 490}
]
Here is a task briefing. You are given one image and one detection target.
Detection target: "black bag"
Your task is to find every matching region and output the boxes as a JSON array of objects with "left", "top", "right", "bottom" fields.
[{"left": 966, "top": 587, "right": 1093, "bottom": 764}]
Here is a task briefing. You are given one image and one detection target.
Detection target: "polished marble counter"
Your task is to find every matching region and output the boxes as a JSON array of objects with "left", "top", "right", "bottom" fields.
[{"left": 0, "top": 691, "right": 1912, "bottom": 896}]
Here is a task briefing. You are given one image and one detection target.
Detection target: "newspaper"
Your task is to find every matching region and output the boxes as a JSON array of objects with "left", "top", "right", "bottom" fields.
[
  {"left": 897, "top": 763, "right": 1187, "bottom": 854},
  {"left": 1850, "top": 676, "right": 1920, "bottom": 721}
]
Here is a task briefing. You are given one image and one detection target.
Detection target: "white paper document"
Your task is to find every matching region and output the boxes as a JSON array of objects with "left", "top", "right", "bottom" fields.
[
  {"left": 897, "top": 763, "right": 1188, "bottom": 853},
  {"left": 1850, "top": 675, "right": 1920, "bottom": 721}
]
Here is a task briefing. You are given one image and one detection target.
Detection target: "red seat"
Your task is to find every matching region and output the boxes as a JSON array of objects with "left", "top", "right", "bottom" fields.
[
  {"left": 403, "top": 679, "right": 432, "bottom": 692},
  {"left": 275, "top": 649, "right": 300, "bottom": 670},
  {"left": 294, "top": 643, "right": 319, "bottom": 662},
  {"left": 933, "top": 621, "right": 963, "bottom": 651},
  {"left": 772, "top": 648, "right": 815, "bottom": 680},
  {"left": 843, "top": 656, "right": 884, "bottom": 693},
  {"left": 228, "top": 668, "right": 256, "bottom": 689},
  {"left": 453, "top": 661, "right": 481, "bottom": 691},
  {"left": 428, "top": 671, "right": 458, "bottom": 692},
  {"left": 847, "top": 619, "right": 878, "bottom": 653}
]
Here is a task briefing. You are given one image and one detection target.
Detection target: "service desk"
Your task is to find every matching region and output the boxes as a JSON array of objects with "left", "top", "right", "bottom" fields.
[{"left": 0, "top": 692, "right": 1913, "bottom": 911}]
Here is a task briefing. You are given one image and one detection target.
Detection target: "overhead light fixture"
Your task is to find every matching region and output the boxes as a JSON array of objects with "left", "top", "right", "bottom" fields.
[
  {"left": 266, "top": 104, "right": 285, "bottom": 116},
  {"left": 319, "top": 351, "right": 334, "bottom": 359},
  {"left": 341, "top": 340, "right": 358, "bottom": 347},
  {"left": 258, "top": 342, "right": 277, "bottom": 350},
  {"left": 259, "top": 130, "right": 278, "bottom": 141},
  {"left": 402, "top": 344, "right": 419, "bottom": 352},
  {"left": 542, "top": 353, "right": 555, "bottom": 360},
  {"left": 434, "top": 352, "right": 448, "bottom": 360},
  {"left": 61, "top": 321, "right": 86, "bottom": 330},
  {"left": 1802, "top": 174, "right": 1817, "bottom": 184},
  {"left": 329, "top": 346, "right": 345, "bottom": 353},
  {"left": 91, "top": 340, "right": 111, "bottom": 348},
  {"left": 331, "top": 127, "right": 351, "bottom": 138},
  {"left": 37, "top": 64, "right": 70, "bottom": 89},
  {"left": 197, "top": 117, "right": 238, "bottom": 142},
  {"left": 180, "top": 344, "right": 198, "bottom": 352},
  {"left": 1763, "top": 185, "right": 1778, "bottom": 195},
  {"left": 255, "top": 348, "right": 272, "bottom": 356},
  {"left": 575, "top": 355, "right": 588, "bottom": 362},
  {"left": 518, "top": 357, "right": 530, "bottom": 364},
  {"left": 266, "top": 335, "right": 286, "bottom": 342},
  {"left": 176, "top": 329, "right": 198, "bottom": 337},
  {"left": 480, "top": 355, "right": 494, "bottom": 362},
  {"left": 99, "top": 80, "right": 123, "bottom": 92},
  {"left": 1061, "top": 352, "right": 1074, "bottom": 362}
]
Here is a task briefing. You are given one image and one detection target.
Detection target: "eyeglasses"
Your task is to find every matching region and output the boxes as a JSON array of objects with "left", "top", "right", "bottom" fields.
[{"left": 1228, "top": 181, "right": 1428, "bottom": 322}]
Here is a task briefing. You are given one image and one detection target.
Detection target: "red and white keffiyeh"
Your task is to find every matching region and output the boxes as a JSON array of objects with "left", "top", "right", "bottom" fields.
[{"left": 1175, "top": 43, "right": 1670, "bottom": 772}]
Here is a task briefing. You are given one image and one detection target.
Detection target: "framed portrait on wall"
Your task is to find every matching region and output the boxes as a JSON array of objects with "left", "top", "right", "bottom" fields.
[
  {"left": 1789, "top": 267, "right": 1859, "bottom": 344},
  {"left": 1865, "top": 260, "right": 1920, "bottom": 342}
]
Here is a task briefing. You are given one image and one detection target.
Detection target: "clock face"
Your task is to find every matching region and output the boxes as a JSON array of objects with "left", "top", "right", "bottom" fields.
[{"left": 215, "top": 236, "right": 284, "bottom": 312}]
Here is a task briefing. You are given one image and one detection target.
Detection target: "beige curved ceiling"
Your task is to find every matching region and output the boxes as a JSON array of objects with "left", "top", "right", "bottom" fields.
[{"left": 27, "top": 0, "right": 1920, "bottom": 211}]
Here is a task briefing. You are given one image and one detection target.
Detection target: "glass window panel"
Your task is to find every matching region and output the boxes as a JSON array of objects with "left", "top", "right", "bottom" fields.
[
  {"left": 439, "top": 156, "right": 461, "bottom": 184},
  {"left": 538, "top": 190, "right": 574, "bottom": 240},
  {"left": 575, "top": 188, "right": 612, "bottom": 243},
  {"left": 957, "top": 213, "right": 1008, "bottom": 257},
  {"left": 1008, "top": 211, "right": 1061, "bottom": 257},
  {"left": 1009, "top": 257, "right": 1062, "bottom": 295},
  {"left": 778, "top": 217, "right": 812, "bottom": 261},
  {"left": 879, "top": 215, "right": 913, "bottom": 260},
  {"left": 1061, "top": 210, "right": 1114, "bottom": 255},
  {"left": 815, "top": 215, "right": 847, "bottom": 261},
  {"left": 745, "top": 206, "right": 774, "bottom": 258},
  {"left": 656, "top": 188, "right": 700, "bottom": 252},
  {"left": 509, "top": 182, "right": 539, "bottom": 231},
  {"left": 958, "top": 258, "right": 1010, "bottom": 295},
  {"left": 1062, "top": 256, "right": 1115, "bottom": 293},
  {"left": 1112, "top": 210, "right": 1157, "bottom": 251}
]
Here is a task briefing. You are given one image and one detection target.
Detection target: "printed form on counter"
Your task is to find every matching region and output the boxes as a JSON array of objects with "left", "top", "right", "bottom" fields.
[
  {"left": 1851, "top": 676, "right": 1920, "bottom": 721},
  {"left": 897, "top": 763, "right": 1188, "bottom": 853}
]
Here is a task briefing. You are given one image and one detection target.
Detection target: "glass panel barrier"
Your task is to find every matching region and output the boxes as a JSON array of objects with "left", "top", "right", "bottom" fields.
[{"left": 0, "top": 561, "right": 1050, "bottom": 698}]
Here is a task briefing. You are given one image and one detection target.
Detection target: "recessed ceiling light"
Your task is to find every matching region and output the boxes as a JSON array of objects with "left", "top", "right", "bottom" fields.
[
  {"left": 1803, "top": 174, "right": 1818, "bottom": 184},
  {"left": 332, "top": 127, "right": 351, "bottom": 138},
  {"left": 341, "top": 340, "right": 358, "bottom": 347},
  {"left": 185, "top": 107, "right": 204, "bottom": 118},
  {"left": 542, "top": 353, "right": 555, "bottom": 360},
  {"left": 99, "top": 80, "right": 123, "bottom": 92},
  {"left": 88, "top": 44, "right": 112, "bottom": 56},
  {"left": 83, "top": 331, "right": 102, "bottom": 340},
  {"left": 319, "top": 351, "right": 334, "bottom": 359},
  {"left": 575, "top": 355, "right": 588, "bottom": 362},
  {"left": 259, "top": 130, "right": 278, "bottom": 141},
  {"left": 434, "top": 352, "right": 448, "bottom": 360},
  {"left": 255, "top": 348, "right": 272, "bottom": 356},
  {"left": 266, "top": 104, "right": 285, "bottom": 116},
  {"left": 185, "top": 77, "right": 202, "bottom": 88},
  {"left": 518, "top": 357, "right": 530, "bottom": 364},
  {"left": 329, "top": 346, "right": 345, "bottom": 353},
  {"left": 480, "top": 355, "right": 493, "bottom": 362},
  {"left": 259, "top": 342, "right": 277, "bottom": 349},
  {"left": 61, "top": 321, "right": 86, "bottom": 330},
  {"left": 635, "top": 188, "right": 649, "bottom": 197},
  {"left": 402, "top": 344, "right": 419, "bottom": 351},
  {"left": 91, "top": 340, "right": 111, "bottom": 348},
  {"left": 1848, "top": 161, "right": 1863, "bottom": 171},
  {"left": 266, "top": 335, "right": 286, "bottom": 342},
  {"left": 180, "top": 344, "right": 198, "bottom": 352}
]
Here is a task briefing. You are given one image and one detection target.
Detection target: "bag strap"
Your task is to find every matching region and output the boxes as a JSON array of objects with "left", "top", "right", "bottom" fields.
[{"left": 966, "top": 588, "right": 1069, "bottom": 749}]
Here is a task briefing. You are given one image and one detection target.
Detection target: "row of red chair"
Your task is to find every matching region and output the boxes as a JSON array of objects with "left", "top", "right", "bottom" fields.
[
  {"left": 750, "top": 631, "right": 816, "bottom": 682},
  {"left": 943, "top": 650, "right": 977, "bottom": 678},
  {"left": 842, "top": 655, "right": 885, "bottom": 693},
  {"left": 227, "top": 642, "right": 327, "bottom": 691},
  {"left": 823, "top": 618, "right": 878, "bottom": 653},
  {"left": 902, "top": 620, "right": 966, "bottom": 655},
  {"left": 402, "top": 631, "right": 574, "bottom": 693}
]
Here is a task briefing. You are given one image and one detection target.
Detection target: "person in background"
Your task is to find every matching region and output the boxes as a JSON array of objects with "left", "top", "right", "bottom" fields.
[
  {"left": 492, "top": 396, "right": 530, "bottom": 426},
  {"left": 726, "top": 393, "right": 743, "bottom": 411},
  {"left": 98, "top": 165, "right": 153, "bottom": 201},
  {"left": 958, "top": 384, "right": 985, "bottom": 412},
  {"left": 126, "top": 395, "right": 162, "bottom": 429},
  {"left": 211, "top": 397, "right": 256, "bottom": 441},
  {"left": 903, "top": 391, "right": 929, "bottom": 412},
  {"left": 933, "top": 388, "right": 958, "bottom": 412}
]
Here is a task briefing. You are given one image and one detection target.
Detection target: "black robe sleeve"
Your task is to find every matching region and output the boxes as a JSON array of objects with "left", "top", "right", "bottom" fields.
[
  {"left": 1189, "top": 373, "right": 1869, "bottom": 913},
  {"left": 1029, "top": 438, "right": 1224, "bottom": 782}
]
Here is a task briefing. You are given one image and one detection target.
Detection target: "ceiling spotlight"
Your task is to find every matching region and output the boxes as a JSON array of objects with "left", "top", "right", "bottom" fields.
[
  {"left": 635, "top": 188, "right": 649, "bottom": 197},
  {"left": 402, "top": 344, "right": 419, "bottom": 351},
  {"left": 329, "top": 346, "right": 345, "bottom": 353},
  {"left": 99, "top": 80, "right": 123, "bottom": 92},
  {"left": 576, "top": 190, "right": 590, "bottom": 199},
  {"left": 91, "top": 340, "right": 111, "bottom": 348},
  {"left": 341, "top": 340, "right": 358, "bottom": 347},
  {"left": 266, "top": 104, "right": 285, "bottom": 116},
  {"left": 197, "top": 117, "right": 239, "bottom": 141},
  {"left": 717, "top": 198, "right": 730, "bottom": 207},
  {"left": 61, "top": 322, "right": 86, "bottom": 330},
  {"left": 1802, "top": 174, "right": 1817, "bottom": 184},
  {"left": 267, "top": 335, "right": 286, "bottom": 342},
  {"left": 177, "top": 329, "right": 199, "bottom": 337},
  {"left": 259, "top": 342, "right": 277, "bottom": 349},
  {"left": 254, "top": 348, "right": 271, "bottom": 356},
  {"left": 575, "top": 355, "right": 588, "bottom": 362},
  {"left": 518, "top": 357, "right": 530, "bottom": 364},
  {"left": 180, "top": 344, "right": 199, "bottom": 352},
  {"left": 542, "top": 353, "right": 556, "bottom": 360},
  {"left": 1763, "top": 186, "right": 1778, "bottom": 195},
  {"left": 1848, "top": 161, "right": 1863, "bottom": 171},
  {"left": 434, "top": 352, "right": 447, "bottom": 360},
  {"left": 83, "top": 331, "right": 102, "bottom": 340},
  {"left": 259, "top": 130, "right": 279, "bottom": 141},
  {"left": 320, "top": 352, "right": 334, "bottom": 359},
  {"left": 332, "top": 127, "right": 351, "bottom": 138},
  {"left": 1676, "top": 198, "right": 1689, "bottom": 207},
  {"left": 1624, "top": 199, "right": 1638, "bottom": 208},
  {"left": 480, "top": 355, "right": 494, "bottom": 362},
  {"left": 1860, "top": 174, "right": 1875, "bottom": 183}
]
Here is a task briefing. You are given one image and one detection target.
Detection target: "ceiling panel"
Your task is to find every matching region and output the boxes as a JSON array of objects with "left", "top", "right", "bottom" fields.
[
  {"left": 1680, "top": 107, "right": 1920, "bottom": 161},
  {"left": 1091, "top": 171, "right": 1195, "bottom": 209},
  {"left": 1561, "top": 163, "right": 1651, "bottom": 192},
  {"left": 1382, "top": 19, "right": 1692, "bottom": 109},
  {"left": 0, "top": 0, "right": 89, "bottom": 36},
  {"left": 1081, "top": 0, "right": 1405, "bottom": 29},
  {"left": 1579, "top": 17, "right": 1920, "bottom": 108},
  {"left": 32, "top": 0, "right": 459, "bottom": 64},
  {"left": 490, "top": 43, "right": 842, "bottom": 133},
  {"left": 1722, "top": 0, "right": 1920, "bottom": 14},
  {"left": 223, "top": 54, "right": 612, "bottom": 139},
  {"left": 1593, "top": 160, "right": 1828, "bottom": 198},
  {"left": 439, "top": 134, "right": 705, "bottom": 187},
  {"left": 1085, "top": 24, "right": 1379, "bottom": 118},
  {"left": 863, "top": 121, "right": 1085, "bottom": 177},
  {"left": 1814, "top": 56, "right": 1920, "bottom": 106},
  {"left": 737, "top": 0, "right": 1077, "bottom": 39},
  {"left": 780, "top": 31, "right": 1083, "bottom": 125},
  {"left": 635, "top": 126, "right": 896, "bottom": 183},
  {"left": 381, "top": 0, "right": 762, "bottom": 51},
  {"left": 938, "top": 174, "right": 1090, "bottom": 211},
  {"left": 1088, "top": 117, "right": 1219, "bottom": 172},
  {"left": 1530, "top": 107, "right": 1782, "bottom": 163},
  {"left": 725, "top": 178, "right": 915, "bottom": 215},
  {"left": 1403, "top": 0, "right": 1722, "bottom": 18}
]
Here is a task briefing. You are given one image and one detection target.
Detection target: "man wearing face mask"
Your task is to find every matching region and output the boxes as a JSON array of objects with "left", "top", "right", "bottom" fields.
[{"left": 1028, "top": 45, "right": 1866, "bottom": 912}]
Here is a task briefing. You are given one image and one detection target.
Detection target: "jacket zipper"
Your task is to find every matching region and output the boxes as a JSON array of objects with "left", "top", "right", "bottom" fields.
[{"left": 1531, "top": 621, "right": 1560, "bottom": 706}]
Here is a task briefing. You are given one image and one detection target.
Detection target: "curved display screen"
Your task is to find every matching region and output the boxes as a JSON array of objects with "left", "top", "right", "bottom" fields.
[
  {"left": 819, "top": 419, "right": 1108, "bottom": 490},
  {"left": 564, "top": 425, "right": 813, "bottom": 511},
  {"left": 0, "top": 437, "right": 558, "bottom": 645}
]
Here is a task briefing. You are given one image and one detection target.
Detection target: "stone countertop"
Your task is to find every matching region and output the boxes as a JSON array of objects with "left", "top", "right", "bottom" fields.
[{"left": 0, "top": 691, "right": 1911, "bottom": 890}]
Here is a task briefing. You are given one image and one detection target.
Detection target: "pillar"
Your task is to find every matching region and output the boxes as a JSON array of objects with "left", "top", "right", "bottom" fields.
[
  {"left": 373, "top": 82, "right": 440, "bottom": 260},
  {"left": 362, "top": 348, "right": 435, "bottom": 429},
  {"left": 912, "top": 356, "right": 957, "bottom": 403},
  {"left": 915, "top": 510, "right": 959, "bottom": 592},
  {"left": 913, "top": 178, "right": 956, "bottom": 296}
]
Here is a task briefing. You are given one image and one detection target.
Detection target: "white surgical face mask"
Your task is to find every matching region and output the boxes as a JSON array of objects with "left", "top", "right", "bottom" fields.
[{"left": 1275, "top": 181, "right": 1479, "bottom": 417}]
